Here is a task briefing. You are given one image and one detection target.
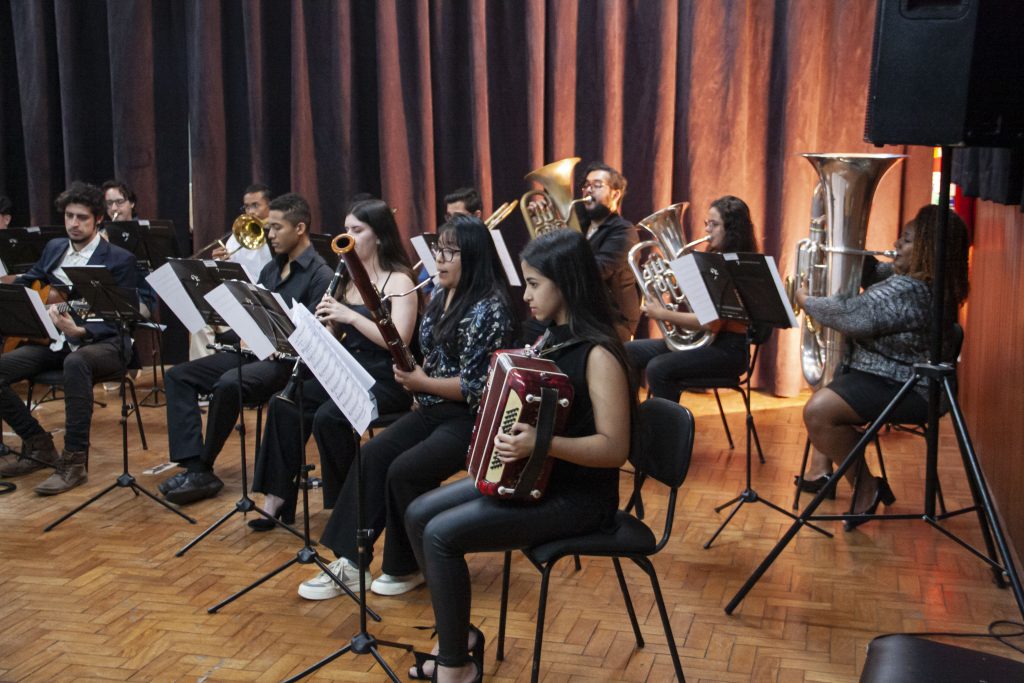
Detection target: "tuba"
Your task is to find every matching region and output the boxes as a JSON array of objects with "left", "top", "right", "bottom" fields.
[
  {"left": 628, "top": 202, "right": 715, "bottom": 351},
  {"left": 519, "top": 157, "right": 592, "bottom": 238},
  {"left": 787, "top": 153, "right": 904, "bottom": 390}
]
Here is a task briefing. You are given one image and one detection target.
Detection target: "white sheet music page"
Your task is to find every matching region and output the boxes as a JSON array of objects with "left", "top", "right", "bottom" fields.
[
  {"left": 410, "top": 235, "right": 439, "bottom": 276},
  {"left": 288, "top": 305, "right": 378, "bottom": 434},
  {"left": 146, "top": 262, "right": 206, "bottom": 333},
  {"left": 204, "top": 283, "right": 277, "bottom": 359},
  {"left": 27, "top": 287, "right": 61, "bottom": 342},
  {"left": 669, "top": 253, "right": 719, "bottom": 325},
  {"left": 764, "top": 255, "right": 799, "bottom": 328},
  {"left": 489, "top": 229, "right": 522, "bottom": 287}
]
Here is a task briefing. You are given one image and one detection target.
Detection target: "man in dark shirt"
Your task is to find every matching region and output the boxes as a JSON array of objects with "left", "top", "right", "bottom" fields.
[
  {"left": 0, "top": 182, "right": 137, "bottom": 495},
  {"left": 579, "top": 162, "right": 640, "bottom": 342},
  {"left": 160, "top": 193, "right": 333, "bottom": 505}
]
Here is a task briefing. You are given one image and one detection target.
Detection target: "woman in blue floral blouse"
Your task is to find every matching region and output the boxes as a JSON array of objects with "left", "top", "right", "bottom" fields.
[{"left": 298, "top": 214, "right": 516, "bottom": 601}]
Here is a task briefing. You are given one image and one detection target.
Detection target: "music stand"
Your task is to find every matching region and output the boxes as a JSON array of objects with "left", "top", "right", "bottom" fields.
[
  {"left": 275, "top": 304, "right": 409, "bottom": 682},
  {"left": 0, "top": 226, "right": 65, "bottom": 275},
  {"left": 43, "top": 267, "right": 195, "bottom": 531},
  {"left": 105, "top": 220, "right": 182, "bottom": 408},
  {"left": 725, "top": 149, "right": 1024, "bottom": 621}
]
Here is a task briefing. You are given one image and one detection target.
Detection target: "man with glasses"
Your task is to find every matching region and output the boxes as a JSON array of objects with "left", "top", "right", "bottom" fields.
[
  {"left": 0, "top": 182, "right": 137, "bottom": 495},
  {"left": 211, "top": 183, "right": 274, "bottom": 276},
  {"left": 579, "top": 162, "right": 640, "bottom": 342}
]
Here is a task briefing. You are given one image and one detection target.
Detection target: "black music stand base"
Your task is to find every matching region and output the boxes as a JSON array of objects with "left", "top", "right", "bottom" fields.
[{"left": 283, "top": 630, "right": 411, "bottom": 683}]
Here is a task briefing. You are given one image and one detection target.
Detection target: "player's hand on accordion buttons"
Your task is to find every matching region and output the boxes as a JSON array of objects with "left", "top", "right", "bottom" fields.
[{"left": 493, "top": 422, "right": 536, "bottom": 463}]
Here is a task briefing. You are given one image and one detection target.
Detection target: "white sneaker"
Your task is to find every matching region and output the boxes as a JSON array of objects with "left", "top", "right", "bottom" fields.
[
  {"left": 370, "top": 571, "right": 425, "bottom": 596},
  {"left": 297, "top": 557, "right": 371, "bottom": 600}
]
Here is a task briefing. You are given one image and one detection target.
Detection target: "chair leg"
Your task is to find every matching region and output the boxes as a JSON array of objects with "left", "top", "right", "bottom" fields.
[
  {"left": 612, "top": 557, "right": 644, "bottom": 648},
  {"left": 793, "top": 436, "right": 812, "bottom": 510},
  {"left": 497, "top": 551, "right": 512, "bottom": 661},
  {"left": 713, "top": 389, "right": 735, "bottom": 449},
  {"left": 531, "top": 565, "right": 555, "bottom": 683},
  {"left": 127, "top": 380, "right": 147, "bottom": 450},
  {"left": 634, "top": 557, "right": 686, "bottom": 682}
]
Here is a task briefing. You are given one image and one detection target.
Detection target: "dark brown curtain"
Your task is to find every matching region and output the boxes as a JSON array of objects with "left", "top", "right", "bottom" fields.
[{"left": 2, "top": 0, "right": 933, "bottom": 395}]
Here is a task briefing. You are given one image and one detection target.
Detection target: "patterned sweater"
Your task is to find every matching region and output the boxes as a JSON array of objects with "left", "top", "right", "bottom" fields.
[{"left": 802, "top": 265, "right": 932, "bottom": 393}]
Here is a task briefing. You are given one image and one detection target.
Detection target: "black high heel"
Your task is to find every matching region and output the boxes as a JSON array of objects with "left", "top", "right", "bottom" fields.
[
  {"left": 793, "top": 474, "right": 838, "bottom": 500},
  {"left": 419, "top": 626, "right": 484, "bottom": 682},
  {"left": 844, "top": 477, "right": 895, "bottom": 531},
  {"left": 247, "top": 504, "right": 296, "bottom": 531},
  {"left": 409, "top": 650, "right": 437, "bottom": 680}
]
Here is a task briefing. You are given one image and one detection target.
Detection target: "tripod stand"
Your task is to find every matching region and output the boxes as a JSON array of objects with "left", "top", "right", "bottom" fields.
[
  {"left": 283, "top": 427, "right": 410, "bottom": 682},
  {"left": 206, "top": 360, "right": 379, "bottom": 617},
  {"left": 725, "top": 147, "right": 1024, "bottom": 621},
  {"left": 44, "top": 272, "right": 195, "bottom": 531},
  {"left": 176, "top": 343, "right": 303, "bottom": 556}
]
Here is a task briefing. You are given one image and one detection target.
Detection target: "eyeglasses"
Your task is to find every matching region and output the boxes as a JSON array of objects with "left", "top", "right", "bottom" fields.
[
  {"left": 434, "top": 246, "right": 461, "bottom": 263},
  {"left": 240, "top": 202, "right": 264, "bottom": 213},
  {"left": 704, "top": 219, "right": 723, "bottom": 228},
  {"left": 580, "top": 180, "right": 606, "bottom": 192},
  {"left": 105, "top": 198, "right": 127, "bottom": 208}
]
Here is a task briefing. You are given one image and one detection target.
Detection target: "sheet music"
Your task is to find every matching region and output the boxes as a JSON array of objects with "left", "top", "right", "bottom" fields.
[
  {"left": 146, "top": 262, "right": 206, "bottom": 332},
  {"left": 410, "top": 235, "right": 439, "bottom": 277},
  {"left": 204, "top": 283, "right": 277, "bottom": 359},
  {"left": 670, "top": 254, "right": 719, "bottom": 325},
  {"left": 28, "top": 288, "right": 61, "bottom": 342},
  {"left": 764, "top": 256, "right": 799, "bottom": 328},
  {"left": 288, "top": 305, "right": 378, "bottom": 434},
  {"left": 489, "top": 229, "right": 522, "bottom": 287}
]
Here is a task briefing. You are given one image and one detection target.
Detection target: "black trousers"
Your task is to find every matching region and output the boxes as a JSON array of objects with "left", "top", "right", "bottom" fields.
[
  {"left": 625, "top": 332, "right": 747, "bottom": 402},
  {"left": 164, "top": 351, "right": 290, "bottom": 469},
  {"left": 319, "top": 401, "right": 474, "bottom": 575},
  {"left": 405, "top": 478, "right": 611, "bottom": 667},
  {"left": 0, "top": 340, "right": 122, "bottom": 452},
  {"left": 251, "top": 376, "right": 412, "bottom": 513}
]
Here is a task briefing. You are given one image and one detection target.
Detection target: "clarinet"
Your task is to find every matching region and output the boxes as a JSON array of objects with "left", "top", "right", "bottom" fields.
[
  {"left": 275, "top": 251, "right": 348, "bottom": 404},
  {"left": 332, "top": 233, "right": 416, "bottom": 372}
]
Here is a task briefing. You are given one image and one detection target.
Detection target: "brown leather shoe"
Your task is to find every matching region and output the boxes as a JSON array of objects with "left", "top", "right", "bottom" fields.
[
  {"left": 0, "top": 433, "right": 59, "bottom": 477},
  {"left": 34, "top": 449, "right": 88, "bottom": 496}
]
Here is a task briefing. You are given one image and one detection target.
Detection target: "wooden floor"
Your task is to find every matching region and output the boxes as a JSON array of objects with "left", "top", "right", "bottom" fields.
[{"left": 1, "top": 375, "right": 1022, "bottom": 682}]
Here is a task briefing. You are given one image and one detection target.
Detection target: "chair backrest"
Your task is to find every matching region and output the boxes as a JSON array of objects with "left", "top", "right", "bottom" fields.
[{"left": 631, "top": 398, "right": 695, "bottom": 489}]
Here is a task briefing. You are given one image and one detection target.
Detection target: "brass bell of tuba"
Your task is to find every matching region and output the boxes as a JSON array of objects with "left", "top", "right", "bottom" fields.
[
  {"left": 519, "top": 157, "right": 592, "bottom": 238},
  {"left": 786, "top": 153, "right": 904, "bottom": 390},
  {"left": 627, "top": 202, "right": 715, "bottom": 352}
]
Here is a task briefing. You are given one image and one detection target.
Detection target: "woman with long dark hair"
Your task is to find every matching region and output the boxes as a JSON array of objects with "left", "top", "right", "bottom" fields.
[
  {"left": 626, "top": 195, "right": 759, "bottom": 401},
  {"left": 250, "top": 198, "right": 417, "bottom": 528},
  {"left": 297, "top": 213, "right": 516, "bottom": 599},
  {"left": 402, "top": 229, "right": 636, "bottom": 682},
  {"left": 797, "top": 204, "right": 970, "bottom": 528}
]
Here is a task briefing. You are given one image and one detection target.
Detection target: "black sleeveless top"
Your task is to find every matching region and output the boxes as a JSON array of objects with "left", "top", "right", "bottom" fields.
[
  {"left": 539, "top": 324, "right": 620, "bottom": 520},
  {"left": 339, "top": 303, "right": 393, "bottom": 382}
]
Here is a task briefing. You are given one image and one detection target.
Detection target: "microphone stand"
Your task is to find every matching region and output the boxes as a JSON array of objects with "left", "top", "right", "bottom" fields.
[{"left": 282, "top": 422, "right": 411, "bottom": 682}]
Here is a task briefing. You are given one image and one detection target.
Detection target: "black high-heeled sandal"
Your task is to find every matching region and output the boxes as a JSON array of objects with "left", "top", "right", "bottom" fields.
[
  {"left": 793, "top": 474, "right": 838, "bottom": 499},
  {"left": 844, "top": 477, "right": 895, "bottom": 531},
  {"left": 409, "top": 650, "right": 437, "bottom": 680},
  {"left": 415, "top": 625, "right": 484, "bottom": 681},
  {"left": 247, "top": 504, "right": 296, "bottom": 531}
]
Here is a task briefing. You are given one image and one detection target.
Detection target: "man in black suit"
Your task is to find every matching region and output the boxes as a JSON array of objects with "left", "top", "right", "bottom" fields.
[
  {"left": 579, "top": 162, "right": 640, "bottom": 342},
  {"left": 0, "top": 182, "right": 138, "bottom": 495},
  {"left": 159, "top": 193, "right": 333, "bottom": 505}
]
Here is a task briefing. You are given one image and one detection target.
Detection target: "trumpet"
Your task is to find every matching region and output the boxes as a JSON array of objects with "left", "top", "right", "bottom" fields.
[
  {"left": 484, "top": 200, "right": 519, "bottom": 230},
  {"left": 190, "top": 213, "right": 266, "bottom": 259}
]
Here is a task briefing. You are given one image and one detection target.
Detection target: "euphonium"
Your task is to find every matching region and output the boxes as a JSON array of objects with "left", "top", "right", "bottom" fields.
[
  {"left": 627, "top": 202, "right": 715, "bottom": 352},
  {"left": 786, "top": 153, "right": 904, "bottom": 390},
  {"left": 519, "top": 157, "right": 592, "bottom": 238},
  {"left": 189, "top": 213, "right": 266, "bottom": 259}
]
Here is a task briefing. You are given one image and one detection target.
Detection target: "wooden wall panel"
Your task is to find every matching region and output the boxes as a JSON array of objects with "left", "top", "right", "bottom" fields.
[{"left": 959, "top": 199, "right": 1024, "bottom": 555}]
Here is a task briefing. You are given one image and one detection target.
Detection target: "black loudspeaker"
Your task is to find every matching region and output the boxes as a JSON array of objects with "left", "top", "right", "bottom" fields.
[{"left": 865, "top": 0, "right": 1024, "bottom": 148}]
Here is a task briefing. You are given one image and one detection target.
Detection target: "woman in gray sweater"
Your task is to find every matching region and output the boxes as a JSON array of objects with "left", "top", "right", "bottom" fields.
[{"left": 795, "top": 204, "right": 970, "bottom": 529}]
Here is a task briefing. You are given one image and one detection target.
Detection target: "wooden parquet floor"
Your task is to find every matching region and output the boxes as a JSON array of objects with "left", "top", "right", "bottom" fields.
[{"left": 1, "top": 376, "right": 1022, "bottom": 682}]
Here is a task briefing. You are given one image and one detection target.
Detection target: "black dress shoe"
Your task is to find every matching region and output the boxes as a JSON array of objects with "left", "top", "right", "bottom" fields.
[
  {"left": 844, "top": 477, "right": 896, "bottom": 531},
  {"left": 158, "top": 471, "right": 189, "bottom": 495},
  {"left": 793, "top": 474, "right": 838, "bottom": 500},
  {"left": 164, "top": 471, "right": 224, "bottom": 505},
  {"left": 247, "top": 506, "right": 296, "bottom": 532}
]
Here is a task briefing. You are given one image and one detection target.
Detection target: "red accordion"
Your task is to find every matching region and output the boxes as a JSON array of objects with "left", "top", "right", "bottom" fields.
[{"left": 466, "top": 350, "right": 574, "bottom": 501}]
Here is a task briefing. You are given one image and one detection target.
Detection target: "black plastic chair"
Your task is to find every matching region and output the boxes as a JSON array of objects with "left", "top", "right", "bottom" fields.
[
  {"left": 676, "top": 322, "right": 772, "bottom": 462},
  {"left": 26, "top": 368, "right": 147, "bottom": 450},
  {"left": 495, "top": 398, "right": 694, "bottom": 682}
]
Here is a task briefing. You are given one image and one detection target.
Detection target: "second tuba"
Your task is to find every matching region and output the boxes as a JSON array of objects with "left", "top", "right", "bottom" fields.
[
  {"left": 519, "top": 157, "right": 591, "bottom": 238},
  {"left": 787, "top": 153, "right": 904, "bottom": 390},
  {"left": 628, "top": 202, "right": 714, "bottom": 352}
]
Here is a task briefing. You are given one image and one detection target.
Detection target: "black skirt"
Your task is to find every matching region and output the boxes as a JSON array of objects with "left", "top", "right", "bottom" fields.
[{"left": 828, "top": 369, "right": 928, "bottom": 425}]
